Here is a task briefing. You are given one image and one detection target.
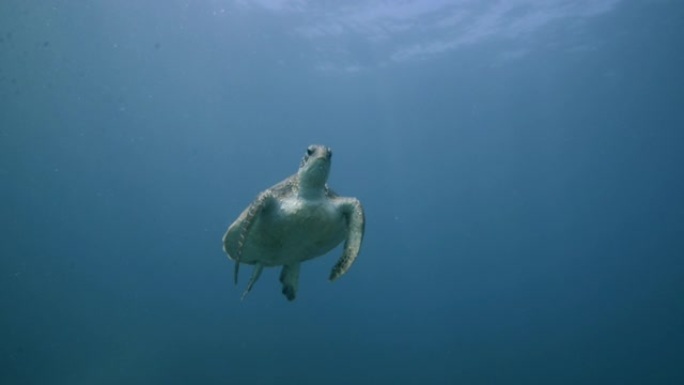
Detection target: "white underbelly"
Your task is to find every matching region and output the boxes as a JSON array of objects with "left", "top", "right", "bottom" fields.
[{"left": 237, "top": 198, "right": 346, "bottom": 266}]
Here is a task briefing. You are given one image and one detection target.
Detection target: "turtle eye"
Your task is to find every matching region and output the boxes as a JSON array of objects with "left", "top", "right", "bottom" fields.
[
  {"left": 307, "top": 146, "right": 315, "bottom": 156},
  {"left": 327, "top": 147, "right": 332, "bottom": 158}
]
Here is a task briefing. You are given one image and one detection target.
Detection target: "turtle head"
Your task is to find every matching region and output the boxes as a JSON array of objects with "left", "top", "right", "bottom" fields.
[{"left": 298, "top": 144, "right": 332, "bottom": 189}]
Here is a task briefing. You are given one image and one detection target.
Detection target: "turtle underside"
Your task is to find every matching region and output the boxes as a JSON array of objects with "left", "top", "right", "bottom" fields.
[{"left": 222, "top": 145, "right": 365, "bottom": 301}]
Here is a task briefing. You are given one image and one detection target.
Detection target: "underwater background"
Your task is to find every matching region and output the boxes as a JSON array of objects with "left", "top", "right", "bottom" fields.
[{"left": 1, "top": 1, "right": 683, "bottom": 384}]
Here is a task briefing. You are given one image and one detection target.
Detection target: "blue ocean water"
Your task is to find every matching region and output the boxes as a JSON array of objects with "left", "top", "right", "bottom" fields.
[{"left": 1, "top": 1, "right": 683, "bottom": 384}]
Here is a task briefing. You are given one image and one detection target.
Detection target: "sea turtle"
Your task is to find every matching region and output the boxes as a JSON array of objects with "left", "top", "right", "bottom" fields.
[{"left": 222, "top": 144, "right": 365, "bottom": 301}]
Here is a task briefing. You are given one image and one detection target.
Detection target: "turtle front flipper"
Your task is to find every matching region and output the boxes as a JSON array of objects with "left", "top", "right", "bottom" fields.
[
  {"left": 232, "top": 192, "right": 275, "bottom": 285},
  {"left": 330, "top": 198, "right": 365, "bottom": 281},
  {"left": 241, "top": 263, "right": 264, "bottom": 301},
  {"left": 279, "top": 263, "right": 301, "bottom": 301}
]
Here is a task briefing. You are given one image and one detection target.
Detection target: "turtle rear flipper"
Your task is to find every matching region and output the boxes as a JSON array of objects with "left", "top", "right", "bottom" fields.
[
  {"left": 280, "top": 263, "right": 301, "bottom": 301},
  {"left": 241, "top": 263, "right": 264, "bottom": 301}
]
